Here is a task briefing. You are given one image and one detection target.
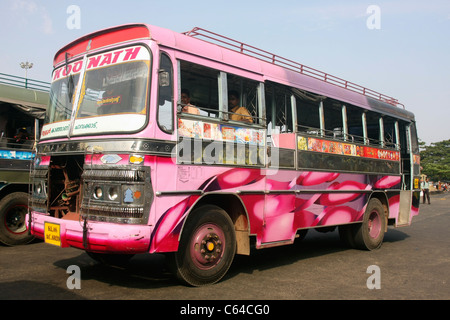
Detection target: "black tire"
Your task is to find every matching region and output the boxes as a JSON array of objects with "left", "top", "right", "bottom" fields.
[
  {"left": 355, "top": 198, "right": 386, "bottom": 250},
  {"left": 338, "top": 224, "right": 357, "bottom": 248},
  {"left": 297, "top": 229, "right": 308, "bottom": 241},
  {"left": 339, "top": 198, "right": 386, "bottom": 250},
  {"left": 0, "top": 192, "right": 34, "bottom": 246},
  {"left": 167, "top": 205, "right": 236, "bottom": 286}
]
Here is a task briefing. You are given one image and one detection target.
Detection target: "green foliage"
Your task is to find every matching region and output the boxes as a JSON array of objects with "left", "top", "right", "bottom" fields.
[{"left": 420, "top": 139, "right": 450, "bottom": 181}]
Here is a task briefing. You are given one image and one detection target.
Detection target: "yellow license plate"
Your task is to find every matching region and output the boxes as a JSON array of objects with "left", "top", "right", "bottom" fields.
[{"left": 44, "top": 222, "right": 61, "bottom": 246}]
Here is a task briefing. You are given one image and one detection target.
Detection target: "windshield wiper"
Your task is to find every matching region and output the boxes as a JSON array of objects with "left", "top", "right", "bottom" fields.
[{"left": 65, "top": 52, "right": 74, "bottom": 103}]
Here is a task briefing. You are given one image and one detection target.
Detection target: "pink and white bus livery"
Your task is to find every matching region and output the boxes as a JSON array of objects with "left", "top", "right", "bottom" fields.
[{"left": 28, "top": 24, "right": 421, "bottom": 286}]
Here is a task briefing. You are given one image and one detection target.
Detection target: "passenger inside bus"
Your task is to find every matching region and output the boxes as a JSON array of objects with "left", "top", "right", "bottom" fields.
[
  {"left": 180, "top": 89, "right": 200, "bottom": 115},
  {"left": 228, "top": 90, "right": 253, "bottom": 123},
  {"left": 7, "top": 127, "right": 31, "bottom": 149}
]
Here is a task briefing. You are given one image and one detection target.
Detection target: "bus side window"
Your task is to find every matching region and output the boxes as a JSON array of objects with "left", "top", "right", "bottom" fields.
[
  {"left": 347, "top": 105, "right": 365, "bottom": 144},
  {"left": 265, "top": 83, "right": 294, "bottom": 146},
  {"left": 383, "top": 116, "right": 399, "bottom": 149},
  {"left": 294, "top": 90, "right": 321, "bottom": 137},
  {"left": 323, "top": 100, "right": 344, "bottom": 140},
  {"left": 179, "top": 60, "right": 219, "bottom": 118},
  {"left": 227, "top": 74, "right": 260, "bottom": 124},
  {"left": 365, "top": 111, "right": 382, "bottom": 146},
  {"left": 266, "top": 83, "right": 293, "bottom": 133},
  {"left": 157, "top": 53, "right": 174, "bottom": 133},
  {"left": 265, "top": 83, "right": 295, "bottom": 147}
]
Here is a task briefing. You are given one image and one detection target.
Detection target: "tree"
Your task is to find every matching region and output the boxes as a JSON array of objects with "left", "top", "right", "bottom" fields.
[{"left": 420, "top": 139, "right": 450, "bottom": 182}]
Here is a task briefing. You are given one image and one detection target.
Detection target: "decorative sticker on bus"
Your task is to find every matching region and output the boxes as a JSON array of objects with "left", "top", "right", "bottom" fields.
[
  {"left": 41, "top": 114, "right": 147, "bottom": 139},
  {"left": 178, "top": 119, "right": 265, "bottom": 146},
  {"left": 52, "top": 45, "right": 150, "bottom": 81},
  {"left": 71, "top": 114, "right": 146, "bottom": 136},
  {"left": 298, "top": 136, "right": 400, "bottom": 161},
  {"left": 177, "top": 119, "right": 266, "bottom": 166},
  {"left": 41, "top": 122, "right": 71, "bottom": 138},
  {"left": 0, "top": 150, "right": 34, "bottom": 160}
]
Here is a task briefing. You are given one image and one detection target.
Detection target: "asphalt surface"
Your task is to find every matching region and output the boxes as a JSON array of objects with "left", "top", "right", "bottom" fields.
[{"left": 1, "top": 192, "right": 449, "bottom": 303}]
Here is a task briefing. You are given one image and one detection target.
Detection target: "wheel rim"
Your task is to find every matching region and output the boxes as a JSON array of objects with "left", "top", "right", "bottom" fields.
[
  {"left": 4, "top": 204, "right": 28, "bottom": 235},
  {"left": 367, "top": 210, "right": 381, "bottom": 239},
  {"left": 189, "top": 223, "right": 225, "bottom": 270}
]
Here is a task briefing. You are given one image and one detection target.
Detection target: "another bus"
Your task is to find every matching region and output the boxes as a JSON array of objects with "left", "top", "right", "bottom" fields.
[
  {"left": 0, "top": 80, "right": 48, "bottom": 245},
  {"left": 28, "top": 24, "right": 420, "bottom": 286}
]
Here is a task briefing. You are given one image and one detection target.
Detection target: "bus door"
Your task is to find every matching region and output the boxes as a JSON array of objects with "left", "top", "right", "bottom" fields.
[{"left": 398, "top": 122, "right": 419, "bottom": 225}]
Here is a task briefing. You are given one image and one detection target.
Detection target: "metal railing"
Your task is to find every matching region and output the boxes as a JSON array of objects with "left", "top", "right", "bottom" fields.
[
  {"left": 183, "top": 27, "right": 404, "bottom": 108},
  {"left": 0, "top": 136, "right": 36, "bottom": 152},
  {"left": 0, "top": 73, "right": 50, "bottom": 92}
]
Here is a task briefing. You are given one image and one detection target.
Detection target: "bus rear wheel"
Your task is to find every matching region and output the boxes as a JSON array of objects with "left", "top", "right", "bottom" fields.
[
  {"left": 0, "top": 192, "right": 34, "bottom": 246},
  {"left": 339, "top": 198, "right": 386, "bottom": 250},
  {"left": 167, "top": 205, "right": 236, "bottom": 286}
]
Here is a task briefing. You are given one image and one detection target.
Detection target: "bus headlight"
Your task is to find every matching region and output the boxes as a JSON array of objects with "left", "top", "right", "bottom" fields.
[
  {"left": 107, "top": 186, "right": 119, "bottom": 201},
  {"left": 34, "top": 183, "right": 42, "bottom": 195},
  {"left": 33, "top": 180, "right": 47, "bottom": 198},
  {"left": 93, "top": 186, "right": 103, "bottom": 200},
  {"left": 81, "top": 167, "right": 152, "bottom": 224}
]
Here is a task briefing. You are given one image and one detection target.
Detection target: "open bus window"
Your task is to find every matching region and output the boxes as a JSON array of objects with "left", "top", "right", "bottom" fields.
[
  {"left": 295, "top": 90, "right": 321, "bottom": 136},
  {"left": 0, "top": 103, "right": 37, "bottom": 150},
  {"left": 179, "top": 60, "right": 219, "bottom": 118},
  {"left": 365, "top": 111, "right": 382, "bottom": 146},
  {"left": 347, "top": 105, "right": 365, "bottom": 144},
  {"left": 383, "top": 116, "right": 399, "bottom": 149},
  {"left": 266, "top": 83, "right": 293, "bottom": 133},
  {"left": 323, "top": 100, "right": 344, "bottom": 140},
  {"left": 226, "top": 74, "right": 259, "bottom": 124}
]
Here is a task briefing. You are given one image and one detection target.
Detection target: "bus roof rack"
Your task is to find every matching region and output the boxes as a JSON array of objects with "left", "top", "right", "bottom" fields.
[{"left": 182, "top": 27, "right": 404, "bottom": 109}]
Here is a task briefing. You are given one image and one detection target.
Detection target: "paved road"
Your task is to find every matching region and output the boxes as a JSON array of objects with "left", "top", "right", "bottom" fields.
[{"left": 1, "top": 193, "right": 449, "bottom": 303}]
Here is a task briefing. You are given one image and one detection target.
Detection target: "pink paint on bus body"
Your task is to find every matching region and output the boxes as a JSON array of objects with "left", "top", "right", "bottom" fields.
[
  {"left": 29, "top": 155, "right": 406, "bottom": 254},
  {"left": 146, "top": 163, "right": 405, "bottom": 252}
]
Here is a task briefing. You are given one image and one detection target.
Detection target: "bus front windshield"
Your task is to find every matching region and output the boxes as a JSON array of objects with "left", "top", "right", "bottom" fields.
[
  {"left": 42, "top": 45, "right": 150, "bottom": 139},
  {"left": 78, "top": 61, "right": 148, "bottom": 117}
]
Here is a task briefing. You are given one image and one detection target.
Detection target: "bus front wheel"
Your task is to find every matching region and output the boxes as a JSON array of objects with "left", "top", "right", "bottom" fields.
[{"left": 167, "top": 205, "right": 236, "bottom": 286}]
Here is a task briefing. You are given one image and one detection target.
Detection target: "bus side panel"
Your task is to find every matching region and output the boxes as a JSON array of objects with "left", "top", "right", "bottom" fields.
[{"left": 149, "top": 166, "right": 403, "bottom": 252}]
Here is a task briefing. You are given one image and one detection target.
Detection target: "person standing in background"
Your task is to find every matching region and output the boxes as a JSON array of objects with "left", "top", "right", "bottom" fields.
[{"left": 421, "top": 177, "right": 431, "bottom": 204}]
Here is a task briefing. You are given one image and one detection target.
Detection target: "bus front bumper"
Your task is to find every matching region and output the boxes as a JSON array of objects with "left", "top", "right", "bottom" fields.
[{"left": 27, "top": 212, "right": 152, "bottom": 254}]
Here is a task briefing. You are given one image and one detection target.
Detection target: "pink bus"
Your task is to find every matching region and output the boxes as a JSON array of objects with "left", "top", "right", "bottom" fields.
[{"left": 28, "top": 24, "right": 420, "bottom": 286}]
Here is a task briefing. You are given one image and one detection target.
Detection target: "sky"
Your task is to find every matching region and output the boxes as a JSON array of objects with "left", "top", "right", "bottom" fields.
[{"left": 0, "top": 0, "right": 449, "bottom": 145}]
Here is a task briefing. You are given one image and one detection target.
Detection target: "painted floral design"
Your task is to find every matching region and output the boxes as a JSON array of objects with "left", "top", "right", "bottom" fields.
[{"left": 150, "top": 166, "right": 411, "bottom": 252}]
